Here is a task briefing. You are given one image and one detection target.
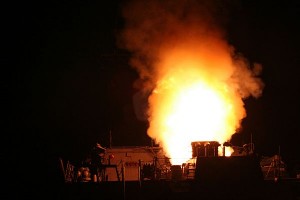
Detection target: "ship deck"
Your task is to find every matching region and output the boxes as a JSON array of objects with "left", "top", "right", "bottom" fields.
[{"left": 15, "top": 179, "right": 300, "bottom": 200}]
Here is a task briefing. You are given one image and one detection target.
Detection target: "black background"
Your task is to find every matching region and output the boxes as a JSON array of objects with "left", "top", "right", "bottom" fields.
[{"left": 6, "top": 0, "right": 300, "bottom": 185}]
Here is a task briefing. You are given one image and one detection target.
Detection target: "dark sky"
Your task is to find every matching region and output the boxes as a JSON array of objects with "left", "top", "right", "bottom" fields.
[{"left": 8, "top": 0, "right": 300, "bottom": 176}]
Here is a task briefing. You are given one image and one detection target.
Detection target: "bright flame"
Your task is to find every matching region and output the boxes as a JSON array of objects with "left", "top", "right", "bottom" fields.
[
  {"left": 119, "top": 0, "right": 264, "bottom": 165},
  {"left": 218, "top": 146, "right": 234, "bottom": 157},
  {"left": 148, "top": 60, "right": 245, "bottom": 164},
  {"left": 224, "top": 146, "right": 234, "bottom": 157}
]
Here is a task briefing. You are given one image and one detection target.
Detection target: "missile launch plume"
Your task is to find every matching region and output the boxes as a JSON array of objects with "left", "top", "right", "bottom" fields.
[{"left": 118, "top": 0, "right": 264, "bottom": 164}]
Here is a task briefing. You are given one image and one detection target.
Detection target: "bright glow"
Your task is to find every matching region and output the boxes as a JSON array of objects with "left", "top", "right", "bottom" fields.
[
  {"left": 224, "top": 146, "right": 234, "bottom": 157},
  {"left": 148, "top": 64, "right": 243, "bottom": 164},
  {"left": 218, "top": 146, "right": 234, "bottom": 157},
  {"left": 120, "top": 0, "right": 264, "bottom": 165}
]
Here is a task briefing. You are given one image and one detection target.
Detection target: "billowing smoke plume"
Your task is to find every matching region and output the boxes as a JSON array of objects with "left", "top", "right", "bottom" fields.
[{"left": 118, "top": 0, "right": 264, "bottom": 163}]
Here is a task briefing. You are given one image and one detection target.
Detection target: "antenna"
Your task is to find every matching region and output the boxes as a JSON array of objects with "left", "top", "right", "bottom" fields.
[
  {"left": 278, "top": 145, "right": 281, "bottom": 178},
  {"left": 109, "top": 129, "right": 112, "bottom": 148},
  {"left": 250, "top": 133, "right": 254, "bottom": 154}
]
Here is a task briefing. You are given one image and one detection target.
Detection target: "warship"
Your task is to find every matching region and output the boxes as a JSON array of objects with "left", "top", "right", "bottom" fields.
[{"left": 56, "top": 141, "right": 299, "bottom": 200}]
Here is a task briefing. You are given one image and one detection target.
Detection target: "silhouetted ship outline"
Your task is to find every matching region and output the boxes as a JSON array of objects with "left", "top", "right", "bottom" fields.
[{"left": 56, "top": 141, "right": 299, "bottom": 200}]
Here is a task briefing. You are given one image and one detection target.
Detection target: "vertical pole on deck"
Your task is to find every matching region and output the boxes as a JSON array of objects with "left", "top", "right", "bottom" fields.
[
  {"left": 121, "top": 160, "right": 125, "bottom": 200},
  {"left": 138, "top": 159, "right": 142, "bottom": 188},
  {"left": 109, "top": 129, "right": 112, "bottom": 148},
  {"left": 278, "top": 145, "right": 281, "bottom": 179}
]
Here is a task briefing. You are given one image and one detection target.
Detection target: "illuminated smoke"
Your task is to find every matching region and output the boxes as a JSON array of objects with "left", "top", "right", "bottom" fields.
[{"left": 118, "top": 0, "right": 264, "bottom": 164}]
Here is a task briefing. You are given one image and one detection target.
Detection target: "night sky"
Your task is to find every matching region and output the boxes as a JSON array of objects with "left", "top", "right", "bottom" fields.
[{"left": 8, "top": 0, "right": 300, "bottom": 182}]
